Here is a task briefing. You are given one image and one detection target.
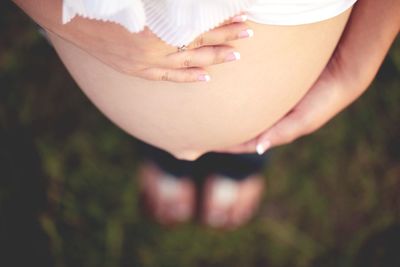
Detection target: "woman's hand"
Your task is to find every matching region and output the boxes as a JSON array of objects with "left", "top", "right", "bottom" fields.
[
  {"left": 214, "top": 0, "right": 400, "bottom": 155},
  {"left": 13, "top": 0, "right": 253, "bottom": 82},
  {"left": 53, "top": 14, "right": 252, "bottom": 83},
  {"left": 213, "top": 62, "right": 356, "bottom": 154}
]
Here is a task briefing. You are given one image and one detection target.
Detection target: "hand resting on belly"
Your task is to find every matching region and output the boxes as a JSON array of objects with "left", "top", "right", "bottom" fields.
[{"left": 44, "top": 8, "right": 353, "bottom": 161}]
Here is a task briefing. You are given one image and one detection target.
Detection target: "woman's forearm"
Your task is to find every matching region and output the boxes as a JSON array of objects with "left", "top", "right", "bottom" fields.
[
  {"left": 333, "top": 0, "right": 400, "bottom": 93},
  {"left": 230, "top": 0, "right": 400, "bottom": 153}
]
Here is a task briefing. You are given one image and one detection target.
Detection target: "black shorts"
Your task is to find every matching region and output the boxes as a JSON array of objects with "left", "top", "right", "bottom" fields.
[{"left": 137, "top": 141, "right": 269, "bottom": 180}]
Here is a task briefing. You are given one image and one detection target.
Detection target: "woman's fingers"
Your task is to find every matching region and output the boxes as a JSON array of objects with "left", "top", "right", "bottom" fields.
[
  {"left": 213, "top": 108, "right": 316, "bottom": 155},
  {"left": 213, "top": 80, "right": 337, "bottom": 154},
  {"left": 158, "top": 18, "right": 253, "bottom": 69},
  {"left": 212, "top": 57, "right": 366, "bottom": 155},
  {"left": 147, "top": 14, "right": 252, "bottom": 71},
  {"left": 255, "top": 74, "right": 352, "bottom": 151},
  {"left": 136, "top": 67, "right": 211, "bottom": 83},
  {"left": 221, "top": 13, "right": 248, "bottom": 26},
  {"left": 255, "top": 110, "right": 313, "bottom": 150},
  {"left": 164, "top": 45, "right": 241, "bottom": 69},
  {"left": 213, "top": 138, "right": 259, "bottom": 154},
  {"left": 137, "top": 45, "right": 242, "bottom": 82},
  {"left": 188, "top": 21, "right": 253, "bottom": 49},
  {"left": 230, "top": 14, "right": 249, "bottom": 23}
]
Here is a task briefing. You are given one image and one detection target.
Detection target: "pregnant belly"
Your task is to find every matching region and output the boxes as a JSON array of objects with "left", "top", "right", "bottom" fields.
[{"left": 48, "top": 9, "right": 351, "bottom": 160}]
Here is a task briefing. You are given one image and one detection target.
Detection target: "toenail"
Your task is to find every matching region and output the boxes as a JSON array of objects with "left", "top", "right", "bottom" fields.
[
  {"left": 212, "top": 177, "right": 240, "bottom": 207},
  {"left": 158, "top": 175, "right": 180, "bottom": 200}
]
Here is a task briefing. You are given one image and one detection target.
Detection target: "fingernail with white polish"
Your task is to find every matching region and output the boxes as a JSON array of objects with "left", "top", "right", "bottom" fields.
[
  {"left": 256, "top": 140, "right": 270, "bottom": 155},
  {"left": 238, "top": 29, "right": 254, "bottom": 39},
  {"left": 225, "top": 51, "right": 241, "bottom": 62},
  {"left": 232, "top": 14, "right": 248, "bottom": 22},
  {"left": 198, "top": 74, "right": 211, "bottom": 82}
]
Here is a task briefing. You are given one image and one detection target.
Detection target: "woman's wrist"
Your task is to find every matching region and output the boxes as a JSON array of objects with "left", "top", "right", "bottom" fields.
[{"left": 331, "top": 0, "right": 400, "bottom": 96}]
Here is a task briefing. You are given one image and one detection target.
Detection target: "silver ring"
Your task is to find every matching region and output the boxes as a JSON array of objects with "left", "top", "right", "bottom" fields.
[{"left": 177, "top": 45, "right": 187, "bottom": 52}]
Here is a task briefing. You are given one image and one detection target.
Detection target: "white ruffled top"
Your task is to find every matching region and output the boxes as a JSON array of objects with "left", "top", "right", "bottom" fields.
[
  {"left": 63, "top": 0, "right": 255, "bottom": 47},
  {"left": 62, "top": 0, "right": 357, "bottom": 47}
]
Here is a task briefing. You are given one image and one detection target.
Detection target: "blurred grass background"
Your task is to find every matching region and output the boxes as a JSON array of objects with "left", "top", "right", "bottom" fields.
[{"left": 1, "top": 2, "right": 399, "bottom": 267}]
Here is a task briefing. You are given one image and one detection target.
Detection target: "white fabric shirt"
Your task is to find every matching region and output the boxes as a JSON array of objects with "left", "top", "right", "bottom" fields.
[{"left": 63, "top": 0, "right": 357, "bottom": 47}]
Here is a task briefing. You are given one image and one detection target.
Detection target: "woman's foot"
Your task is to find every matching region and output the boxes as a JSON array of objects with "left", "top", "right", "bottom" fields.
[
  {"left": 202, "top": 174, "right": 265, "bottom": 229},
  {"left": 138, "top": 161, "right": 195, "bottom": 225}
]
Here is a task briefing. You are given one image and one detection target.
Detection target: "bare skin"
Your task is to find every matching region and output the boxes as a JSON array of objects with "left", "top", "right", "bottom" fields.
[
  {"left": 138, "top": 161, "right": 264, "bottom": 228},
  {"left": 15, "top": 0, "right": 397, "bottom": 228},
  {"left": 202, "top": 174, "right": 265, "bottom": 229},
  {"left": 12, "top": 0, "right": 354, "bottom": 228},
  {"left": 12, "top": 0, "right": 253, "bottom": 82},
  {"left": 203, "top": 0, "right": 399, "bottom": 228},
  {"left": 218, "top": 0, "right": 400, "bottom": 154},
  {"left": 138, "top": 161, "right": 195, "bottom": 225},
  {"left": 45, "top": 10, "right": 352, "bottom": 161}
]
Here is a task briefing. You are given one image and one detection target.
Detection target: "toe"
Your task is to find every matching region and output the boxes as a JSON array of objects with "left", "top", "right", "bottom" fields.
[
  {"left": 229, "top": 175, "right": 265, "bottom": 228},
  {"left": 138, "top": 161, "right": 195, "bottom": 225},
  {"left": 155, "top": 174, "right": 181, "bottom": 224},
  {"left": 163, "top": 178, "right": 195, "bottom": 223},
  {"left": 203, "top": 176, "right": 240, "bottom": 229}
]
